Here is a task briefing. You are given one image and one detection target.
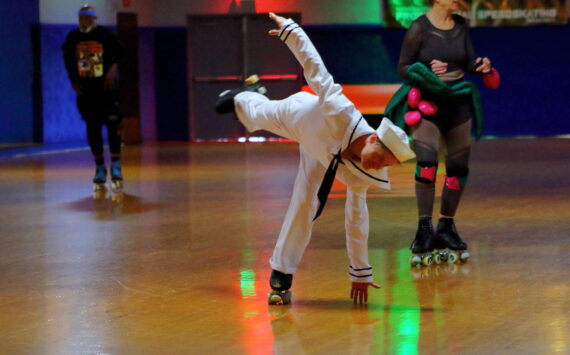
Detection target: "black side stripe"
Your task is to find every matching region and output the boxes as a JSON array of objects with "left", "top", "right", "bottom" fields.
[
  {"left": 283, "top": 26, "right": 299, "bottom": 43},
  {"left": 279, "top": 23, "right": 294, "bottom": 40},
  {"left": 349, "top": 273, "right": 373, "bottom": 278},
  {"left": 348, "top": 160, "right": 390, "bottom": 183},
  {"left": 350, "top": 266, "right": 372, "bottom": 271}
]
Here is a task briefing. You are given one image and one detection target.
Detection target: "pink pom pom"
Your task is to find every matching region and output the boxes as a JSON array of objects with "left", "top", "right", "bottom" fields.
[
  {"left": 405, "top": 110, "right": 422, "bottom": 126},
  {"left": 418, "top": 100, "right": 438, "bottom": 116},
  {"left": 407, "top": 88, "right": 421, "bottom": 108},
  {"left": 483, "top": 68, "right": 500, "bottom": 89}
]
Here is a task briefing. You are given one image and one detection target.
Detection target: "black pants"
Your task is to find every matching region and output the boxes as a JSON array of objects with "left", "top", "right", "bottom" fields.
[{"left": 77, "top": 90, "right": 122, "bottom": 157}]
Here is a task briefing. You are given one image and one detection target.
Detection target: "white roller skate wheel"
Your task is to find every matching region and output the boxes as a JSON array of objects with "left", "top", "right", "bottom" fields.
[
  {"left": 422, "top": 254, "right": 433, "bottom": 266},
  {"left": 447, "top": 251, "right": 458, "bottom": 264},
  {"left": 460, "top": 251, "right": 470, "bottom": 261},
  {"left": 410, "top": 255, "right": 421, "bottom": 267}
]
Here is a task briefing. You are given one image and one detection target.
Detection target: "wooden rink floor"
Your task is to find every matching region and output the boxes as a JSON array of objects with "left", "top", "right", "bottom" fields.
[{"left": 1, "top": 138, "right": 569, "bottom": 354}]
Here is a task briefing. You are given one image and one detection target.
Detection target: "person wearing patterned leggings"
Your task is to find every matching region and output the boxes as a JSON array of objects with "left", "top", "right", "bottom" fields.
[{"left": 397, "top": 0, "right": 494, "bottom": 264}]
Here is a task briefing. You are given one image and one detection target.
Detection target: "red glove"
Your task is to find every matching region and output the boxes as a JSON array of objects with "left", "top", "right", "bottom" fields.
[
  {"left": 483, "top": 68, "right": 500, "bottom": 89},
  {"left": 350, "top": 282, "right": 381, "bottom": 304}
]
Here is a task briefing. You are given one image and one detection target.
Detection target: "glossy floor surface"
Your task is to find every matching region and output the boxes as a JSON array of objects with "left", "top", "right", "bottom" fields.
[{"left": 1, "top": 139, "right": 569, "bottom": 354}]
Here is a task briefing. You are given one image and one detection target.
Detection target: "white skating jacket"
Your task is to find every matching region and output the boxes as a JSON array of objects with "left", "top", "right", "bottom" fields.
[{"left": 278, "top": 19, "right": 392, "bottom": 190}]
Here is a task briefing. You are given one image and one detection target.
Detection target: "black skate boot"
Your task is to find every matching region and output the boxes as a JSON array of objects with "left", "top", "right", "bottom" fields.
[
  {"left": 268, "top": 270, "right": 293, "bottom": 305},
  {"left": 215, "top": 75, "right": 267, "bottom": 114},
  {"left": 410, "top": 217, "right": 435, "bottom": 267},
  {"left": 434, "top": 218, "right": 470, "bottom": 263}
]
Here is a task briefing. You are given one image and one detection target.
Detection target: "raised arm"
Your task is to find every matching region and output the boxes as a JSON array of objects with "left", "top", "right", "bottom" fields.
[{"left": 268, "top": 13, "right": 346, "bottom": 111}]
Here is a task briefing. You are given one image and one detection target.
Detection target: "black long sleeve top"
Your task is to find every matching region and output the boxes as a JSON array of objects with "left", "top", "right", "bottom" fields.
[{"left": 398, "top": 14, "right": 477, "bottom": 81}]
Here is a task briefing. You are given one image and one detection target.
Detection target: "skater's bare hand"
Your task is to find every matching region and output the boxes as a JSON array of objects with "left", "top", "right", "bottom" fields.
[
  {"left": 351, "top": 282, "right": 381, "bottom": 304},
  {"left": 268, "top": 12, "right": 287, "bottom": 36},
  {"left": 474, "top": 57, "right": 492, "bottom": 74},
  {"left": 430, "top": 59, "right": 448, "bottom": 77}
]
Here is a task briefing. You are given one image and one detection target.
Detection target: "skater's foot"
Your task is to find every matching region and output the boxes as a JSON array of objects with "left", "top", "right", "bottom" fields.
[
  {"left": 410, "top": 217, "right": 435, "bottom": 267},
  {"left": 268, "top": 270, "right": 293, "bottom": 305},
  {"left": 111, "top": 160, "right": 123, "bottom": 192},
  {"left": 93, "top": 163, "right": 107, "bottom": 184},
  {"left": 434, "top": 217, "right": 470, "bottom": 263},
  {"left": 215, "top": 75, "right": 267, "bottom": 114}
]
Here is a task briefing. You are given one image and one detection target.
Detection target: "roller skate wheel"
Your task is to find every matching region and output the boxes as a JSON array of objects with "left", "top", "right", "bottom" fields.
[
  {"left": 111, "top": 180, "right": 123, "bottom": 192},
  {"left": 268, "top": 290, "right": 291, "bottom": 305},
  {"left": 422, "top": 254, "right": 433, "bottom": 266},
  {"left": 447, "top": 251, "right": 458, "bottom": 264},
  {"left": 410, "top": 255, "right": 422, "bottom": 267},
  {"left": 93, "top": 183, "right": 107, "bottom": 192},
  {"left": 245, "top": 74, "right": 260, "bottom": 85},
  {"left": 460, "top": 251, "right": 470, "bottom": 261},
  {"left": 433, "top": 253, "right": 442, "bottom": 265}
]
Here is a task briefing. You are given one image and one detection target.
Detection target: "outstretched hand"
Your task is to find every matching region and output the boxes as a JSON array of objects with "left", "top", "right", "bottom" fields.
[
  {"left": 268, "top": 12, "right": 287, "bottom": 36},
  {"left": 350, "top": 282, "right": 381, "bottom": 304}
]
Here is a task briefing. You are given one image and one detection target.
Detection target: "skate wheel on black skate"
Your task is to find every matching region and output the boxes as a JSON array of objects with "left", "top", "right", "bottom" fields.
[
  {"left": 268, "top": 290, "right": 291, "bottom": 305},
  {"left": 410, "top": 255, "right": 422, "bottom": 267},
  {"left": 460, "top": 251, "right": 470, "bottom": 262},
  {"left": 421, "top": 254, "right": 433, "bottom": 266},
  {"left": 433, "top": 252, "right": 442, "bottom": 265},
  {"left": 245, "top": 74, "right": 260, "bottom": 85},
  {"left": 447, "top": 251, "right": 458, "bottom": 264}
]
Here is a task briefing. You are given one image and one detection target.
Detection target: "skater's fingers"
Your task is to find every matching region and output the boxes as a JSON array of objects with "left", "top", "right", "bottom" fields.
[
  {"left": 370, "top": 282, "right": 382, "bottom": 289},
  {"left": 350, "top": 287, "right": 355, "bottom": 300},
  {"left": 268, "top": 29, "right": 280, "bottom": 36},
  {"left": 364, "top": 291, "right": 368, "bottom": 303},
  {"left": 359, "top": 291, "right": 364, "bottom": 304}
]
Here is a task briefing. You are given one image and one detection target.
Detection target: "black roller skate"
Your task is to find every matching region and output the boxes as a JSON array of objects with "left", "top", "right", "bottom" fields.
[
  {"left": 433, "top": 218, "right": 470, "bottom": 264},
  {"left": 110, "top": 160, "right": 123, "bottom": 193},
  {"left": 215, "top": 75, "right": 267, "bottom": 114},
  {"left": 92, "top": 163, "right": 107, "bottom": 196},
  {"left": 410, "top": 217, "right": 435, "bottom": 267},
  {"left": 268, "top": 270, "right": 293, "bottom": 305}
]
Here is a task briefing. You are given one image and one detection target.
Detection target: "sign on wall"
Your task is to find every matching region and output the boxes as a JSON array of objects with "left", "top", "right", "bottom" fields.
[{"left": 383, "top": 0, "right": 568, "bottom": 27}]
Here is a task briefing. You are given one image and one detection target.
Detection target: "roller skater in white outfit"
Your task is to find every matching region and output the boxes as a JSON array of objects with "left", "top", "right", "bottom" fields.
[{"left": 216, "top": 13, "right": 415, "bottom": 305}]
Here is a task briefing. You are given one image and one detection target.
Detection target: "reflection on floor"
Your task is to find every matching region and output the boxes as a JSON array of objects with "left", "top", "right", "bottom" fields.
[{"left": 0, "top": 138, "right": 569, "bottom": 354}]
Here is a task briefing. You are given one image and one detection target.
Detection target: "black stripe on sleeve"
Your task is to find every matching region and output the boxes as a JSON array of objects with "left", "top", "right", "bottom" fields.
[
  {"left": 279, "top": 23, "right": 294, "bottom": 40},
  {"left": 349, "top": 273, "right": 373, "bottom": 278},
  {"left": 283, "top": 26, "right": 300, "bottom": 43},
  {"left": 350, "top": 266, "right": 373, "bottom": 271}
]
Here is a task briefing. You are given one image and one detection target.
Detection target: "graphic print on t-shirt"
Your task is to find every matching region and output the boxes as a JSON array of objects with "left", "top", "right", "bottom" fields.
[{"left": 76, "top": 41, "right": 104, "bottom": 78}]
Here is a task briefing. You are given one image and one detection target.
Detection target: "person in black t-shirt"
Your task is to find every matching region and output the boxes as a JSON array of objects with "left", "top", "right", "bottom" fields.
[{"left": 62, "top": 5, "right": 125, "bottom": 193}]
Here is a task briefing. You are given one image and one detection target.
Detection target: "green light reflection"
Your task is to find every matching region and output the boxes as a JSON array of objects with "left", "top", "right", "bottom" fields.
[{"left": 390, "top": 249, "right": 420, "bottom": 355}]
